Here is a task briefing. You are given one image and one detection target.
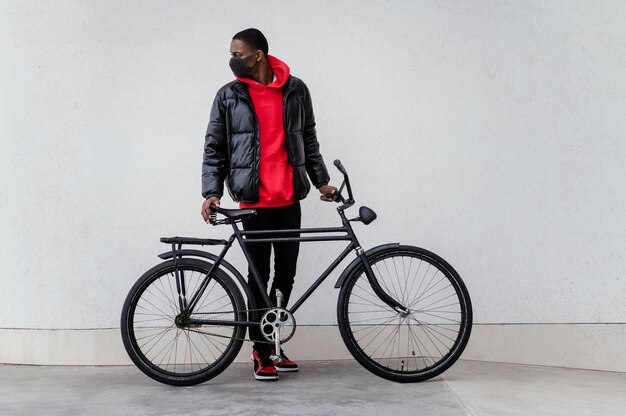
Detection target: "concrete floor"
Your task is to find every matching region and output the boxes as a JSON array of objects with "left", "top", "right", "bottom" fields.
[{"left": 1, "top": 360, "right": 625, "bottom": 416}]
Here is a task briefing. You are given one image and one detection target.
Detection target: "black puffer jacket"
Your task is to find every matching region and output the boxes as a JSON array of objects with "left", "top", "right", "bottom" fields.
[{"left": 202, "top": 76, "right": 330, "bottom": 202}]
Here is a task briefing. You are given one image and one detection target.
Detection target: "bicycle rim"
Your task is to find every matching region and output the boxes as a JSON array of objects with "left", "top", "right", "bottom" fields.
[
  {"left": 338, "top": 246, "right": 472, "bottom": 382},
  {"left": 122, "top": 260, "right": 245, "bottom": 383}
]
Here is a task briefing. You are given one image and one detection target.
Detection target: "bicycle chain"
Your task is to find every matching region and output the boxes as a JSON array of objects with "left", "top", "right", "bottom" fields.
[{"left": 183, "top": 307, "right": 289, "bottom": 345}]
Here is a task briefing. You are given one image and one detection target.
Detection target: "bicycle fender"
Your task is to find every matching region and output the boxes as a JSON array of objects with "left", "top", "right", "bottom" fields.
[
  {"left": 158, "top": 249, "right": 257, "bottom": 312},
  {"left": 333, "top": 243, "right": 400, "bottom": 289}
]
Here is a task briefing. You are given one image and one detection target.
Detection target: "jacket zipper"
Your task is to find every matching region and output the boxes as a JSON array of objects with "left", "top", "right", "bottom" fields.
[
  {"left": 282, "top": 77, "right": 298, "bottom": 167},
  {"left": 233, "top": 82, "right": 261, "bottom": 201}
]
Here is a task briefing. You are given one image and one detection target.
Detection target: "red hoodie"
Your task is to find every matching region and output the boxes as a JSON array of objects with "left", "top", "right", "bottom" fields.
[{"left": 236, "top": 55, "right": 294, "bottom": 209}]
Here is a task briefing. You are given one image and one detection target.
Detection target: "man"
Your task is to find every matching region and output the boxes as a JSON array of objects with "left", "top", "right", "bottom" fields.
[{"left": 200, "top": 28, "right": 336, "bottom": 381}]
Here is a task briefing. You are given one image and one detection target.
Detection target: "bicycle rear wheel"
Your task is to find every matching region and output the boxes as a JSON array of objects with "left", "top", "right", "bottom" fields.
[
  {"left": 337, "top": 245, "right": 472, "bottom": 382},
  {"left": 121, "top": 258, "right": 246, "bottom": 385}
]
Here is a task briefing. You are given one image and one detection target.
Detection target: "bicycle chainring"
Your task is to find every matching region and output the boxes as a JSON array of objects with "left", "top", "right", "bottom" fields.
[{"left": 259, "top": 307, "right": 296, "bottom": 343}]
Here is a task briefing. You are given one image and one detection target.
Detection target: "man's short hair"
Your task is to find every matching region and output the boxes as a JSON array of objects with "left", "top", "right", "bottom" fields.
[{"left": 232, "top": 28, "right": 269, "bottom": 58}]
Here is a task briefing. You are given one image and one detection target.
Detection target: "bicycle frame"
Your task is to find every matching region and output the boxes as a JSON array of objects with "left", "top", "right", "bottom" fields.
[
  {"left": 178, "top": 205, "right": 408, "bottom": 329},
  {"left": 123, "top": 158, "right": 471, "bottom": 386}
]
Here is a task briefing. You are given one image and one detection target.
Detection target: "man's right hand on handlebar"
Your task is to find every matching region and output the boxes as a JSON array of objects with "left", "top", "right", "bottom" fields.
[{"left": 201, "top": 197, "right": 221, "bottom": 223}]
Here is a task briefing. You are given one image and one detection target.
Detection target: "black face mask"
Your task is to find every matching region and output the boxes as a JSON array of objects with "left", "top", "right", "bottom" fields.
[{"left": 229, "top": 52, "right": 258, "bottom": 78}]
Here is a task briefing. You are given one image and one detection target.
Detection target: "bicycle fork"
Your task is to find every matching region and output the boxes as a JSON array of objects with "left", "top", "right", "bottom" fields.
[
  {"left": 357, "top": 248, "right": 410, "bottom": 314},
  {"left": 342, "top": 215, "right": 409, "bottom": 314}
]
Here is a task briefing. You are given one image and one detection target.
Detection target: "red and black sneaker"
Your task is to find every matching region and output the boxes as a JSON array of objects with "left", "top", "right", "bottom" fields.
[
  {"left": 252, "top": 349, "right": 279, "bottom": 381},
  {"left": 271, "top": 349, "right": 299, "bottom": 372}
]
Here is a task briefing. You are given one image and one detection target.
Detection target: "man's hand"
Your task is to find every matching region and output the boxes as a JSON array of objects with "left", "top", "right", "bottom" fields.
[
  {"left": 201, "top": 197, "right": 221, "bottom": 223},
  {"left": 318, "top": 185, "right": 338, "bottom": 202}
]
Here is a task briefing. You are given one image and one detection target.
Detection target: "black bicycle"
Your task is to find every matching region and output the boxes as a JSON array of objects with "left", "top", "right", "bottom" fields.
[{"left": 121, "top": 160, "right": 472, "bottom": 385}]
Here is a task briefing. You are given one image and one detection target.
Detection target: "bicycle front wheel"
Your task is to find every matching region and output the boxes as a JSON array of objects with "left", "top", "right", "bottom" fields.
[
  {"left": 337, "top": 245, "right": 472, "bottom": 382},
  {"left": 121, "top": 258, "right": 246, "bottom": 385}
]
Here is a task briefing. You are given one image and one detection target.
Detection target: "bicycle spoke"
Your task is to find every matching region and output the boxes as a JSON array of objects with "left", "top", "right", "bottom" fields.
[
  {"left": 194, "top": 279, "right": 219, "bottom": 311},
  {"left": 134, "top": 326, "right": 173, "bottom": 341},
  {"left": 133, "top": 307, "right": 173, "bottom": 322},
  {"left": 139, "top": 324, "right": 176, "bottom": 355},
  {"left": 415, "top": 291, "right": 459, "bottom": 312},
  {"left": 158, "top": 329, "right": 182, "bottom": 368},
  {"left": 405, "top": 259, "right": 423, "bottom": 308},
  {"left": 371, "top": 263, "right": 393, "bottom": 300},
  {"left": 137, "top": 297, "right": 174, "bottom": 322},
  {"left": 407, "top": 321, "right": 435, "bottom": 368},
  {"left": 347, "top": 309, "right": 393, "bottom": 314},
  {"left": 355, "top": 312, "right": 398, "bottom": 345},
  {"left": 361, "top": 322, "right": 399, "bottom": 354},
  {"left": 349, "top": 291, "right": 395, "bottom": 313},
  {"left": 352, "top": 283, "right": 398, "bottom": 312},
  {"left": 389, "top": 257, "right": 404, "bottom": 306},
  {"left": 186, "top": 332, "right": 211, "bottom": 370},
  {"left": 376, "top": 320, "right": 401, "bottom": 366},
  {"left": 154, "top": 277, "right": 179, "bottom": 315},
  {"left": 196, "top": 329, "right": 232, "bottom": 350},
  {"left": 196, "top": 291, "right": 230, "bottom": 312},
  {"left": 348, "top": 314, "right": 398, "bottom": 325},
  {"left": 187, "top": 271, "right": 202, "bottom": 306},
  {"left": 133, "top": 316, "right": 173, "bottom": 324},
  {"left": 410, "top": 315, "right": 458, "bottom": 342},
  {"left": 412, "top": 278, "right": 453, "bottom": 307},
  {"left": 379, "top": 260, "right": 401, "bottom": 302}
]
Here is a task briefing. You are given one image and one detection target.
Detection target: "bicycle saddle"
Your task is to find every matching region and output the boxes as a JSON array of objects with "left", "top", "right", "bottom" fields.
[{"left": 210, "top": 206, "right": 257, "bottom": 222}]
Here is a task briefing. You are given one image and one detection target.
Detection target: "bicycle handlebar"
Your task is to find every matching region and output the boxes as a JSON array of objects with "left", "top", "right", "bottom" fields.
[
  {"left": 332, "top": 159, "right": 354, "bottom": 206},
  {"left": 210, "top": 159, "right": 356, "bottom": 225}
]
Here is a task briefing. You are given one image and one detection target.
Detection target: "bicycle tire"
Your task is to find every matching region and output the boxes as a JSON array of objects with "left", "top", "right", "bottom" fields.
[
  {"left": 121, "top": 258, "right": 246, "bottom": 385},
  {"left": 337, "top": 245, "right": 472, "bottom": 382}
]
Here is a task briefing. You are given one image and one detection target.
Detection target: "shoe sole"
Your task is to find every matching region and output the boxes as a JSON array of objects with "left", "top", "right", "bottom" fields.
[
  {"left": 275, "top": 366, "right": 298, "bottom": 373},
  {"left": 254, "top": 372, "right": 279, "bottom": 381}
]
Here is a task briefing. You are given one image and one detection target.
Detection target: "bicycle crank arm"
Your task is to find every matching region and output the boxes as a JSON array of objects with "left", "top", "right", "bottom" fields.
[{"left": 273, "top": 289, "right": 284, "bottom": 360}]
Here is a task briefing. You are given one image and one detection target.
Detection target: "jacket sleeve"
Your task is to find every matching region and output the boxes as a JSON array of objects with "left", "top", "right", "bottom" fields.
[
  {"left": 301, "top": 82, "right": 330, "bottom": 188},
  {"left": 201, "top": 92, "right": 229, "bottom": 199}
]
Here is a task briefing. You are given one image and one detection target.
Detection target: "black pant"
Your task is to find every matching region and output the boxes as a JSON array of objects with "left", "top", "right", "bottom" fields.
[{"left": 242, "top": 202, "right": 301, "bottom": 351}]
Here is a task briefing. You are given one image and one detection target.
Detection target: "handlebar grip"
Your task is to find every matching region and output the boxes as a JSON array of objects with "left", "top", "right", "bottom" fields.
[{"left": 334, "top": 159, "right": 347, "bottom": 175}]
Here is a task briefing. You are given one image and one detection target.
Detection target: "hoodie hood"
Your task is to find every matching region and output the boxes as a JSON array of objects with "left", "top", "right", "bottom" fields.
[{"left": 234, "top": 55, "right": 290, "bottom": 89}]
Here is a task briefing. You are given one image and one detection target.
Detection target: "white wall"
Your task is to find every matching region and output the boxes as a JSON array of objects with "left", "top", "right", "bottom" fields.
[{"left": 1, "top": 1, "right": 625, "bottom": 365}]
